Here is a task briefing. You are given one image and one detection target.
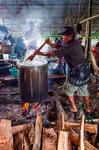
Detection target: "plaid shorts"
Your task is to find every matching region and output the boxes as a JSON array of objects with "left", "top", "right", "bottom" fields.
[{"left": 62, "top": 80, "right": 89, "bottom": 96}]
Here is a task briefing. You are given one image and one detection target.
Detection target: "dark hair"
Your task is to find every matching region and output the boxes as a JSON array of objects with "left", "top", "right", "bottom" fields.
[
  {"left": 96, "top": 42, "right": 99, "bottom": 47},
  {"left": 58, "top": 26, "right": 75, "bottom": 36}
]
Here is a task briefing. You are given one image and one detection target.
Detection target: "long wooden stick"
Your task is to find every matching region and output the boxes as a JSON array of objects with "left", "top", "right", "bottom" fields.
[
  {"left": 26, "top": 40, "right": 47, "bottom": 60},
  {"left": 79, "top": 115, "right": 85, "bottom": 150},
  {"left": 80, "top": 14, "right": 99, "bottom": 24}
]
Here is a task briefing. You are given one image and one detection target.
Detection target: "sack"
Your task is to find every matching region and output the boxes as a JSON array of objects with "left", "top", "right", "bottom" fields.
[{"left": 68, "top": 63, "right": 90, "bottom": 86}]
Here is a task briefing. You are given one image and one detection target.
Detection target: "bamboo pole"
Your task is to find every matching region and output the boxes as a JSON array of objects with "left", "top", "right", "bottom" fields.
[{"left": 80, "top": 14, "right": 99, "bottom": 24}]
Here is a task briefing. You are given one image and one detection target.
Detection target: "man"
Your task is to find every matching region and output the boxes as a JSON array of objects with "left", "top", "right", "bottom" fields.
[{"left": 27, "top": 26, "right": 91, "bottom": 113}]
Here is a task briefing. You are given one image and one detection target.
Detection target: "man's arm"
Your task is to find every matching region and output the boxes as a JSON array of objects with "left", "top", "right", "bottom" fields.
[
  {"left": 38, "top": 50, "right": 56, "bottom": 57},
  {"left": 46, "top": 38, "right": 62, "bottom": 48},
  {"left": 91, "top": 52, "right": 99, "bottom": 74}
]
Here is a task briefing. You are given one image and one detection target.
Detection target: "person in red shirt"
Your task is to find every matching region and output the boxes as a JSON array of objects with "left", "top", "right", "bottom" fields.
[{"left": 92, "top": 42, "right": 99, "bottom": 66}]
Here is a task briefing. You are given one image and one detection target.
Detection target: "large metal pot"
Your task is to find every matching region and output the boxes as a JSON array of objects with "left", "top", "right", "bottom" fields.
[{"left": 18, "top": 60, "right": 48, "bottom": 102}]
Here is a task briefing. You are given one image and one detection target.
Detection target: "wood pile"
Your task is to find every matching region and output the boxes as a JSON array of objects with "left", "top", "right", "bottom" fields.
[{"left": 0, "top": 111, "right": 99, "bottom": 150}]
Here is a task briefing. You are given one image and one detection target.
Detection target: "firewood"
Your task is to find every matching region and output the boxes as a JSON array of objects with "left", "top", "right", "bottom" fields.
[
  {"left": 65, "top": 124, "right": 98, "bottom": 150},
  {"left": 28, "top": 123, "right": 35, "bottom": 145},
  {"left": 57, "top": 131, "right": 69, "bottom": 150},
  {"left": 0, "top": 119, "right": 13, "bottom": 150},
  {"left": 14, "top": 131, "right": 30, "bottom": 150},
  {"left": 79, "top": 115, "right": 85, "bottom": 150},
  {"left": 33, "top": 113, "right": 42, "bottom": 150},
  {"left": 42, "top": 128, "right": 57, "bottom": 150},
  {"left": 12, "top": 124, "right": 29, "bottom": 134},
  {"left": 64, "top": 122, "right": 98, "bottom": 133}
]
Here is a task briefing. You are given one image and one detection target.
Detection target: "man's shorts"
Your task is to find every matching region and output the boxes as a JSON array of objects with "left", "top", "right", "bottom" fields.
[{"left": 62, "top": 80, "right": 89, "bottom": 96}]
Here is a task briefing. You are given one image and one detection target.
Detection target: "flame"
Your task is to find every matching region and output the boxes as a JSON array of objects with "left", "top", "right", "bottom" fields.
[{"left": 22, "top": 103, "right": 30, "bottom": 112}]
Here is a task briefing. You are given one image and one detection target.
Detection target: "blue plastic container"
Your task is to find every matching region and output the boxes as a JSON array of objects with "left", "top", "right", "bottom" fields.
[{"left": 9, "top": 67, "right": 19, "bottom": 77}]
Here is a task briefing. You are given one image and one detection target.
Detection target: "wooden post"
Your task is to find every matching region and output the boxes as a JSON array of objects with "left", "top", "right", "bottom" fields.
[
  {"left": 0, "top": 119, "right": 13, "bottom": 150},
  {"left": 33, "top": 113, "right": 42, "bottom": 150}
]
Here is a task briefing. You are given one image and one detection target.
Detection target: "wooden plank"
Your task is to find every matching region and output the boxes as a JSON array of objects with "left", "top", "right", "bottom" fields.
[
  {"left": 33, "top": 113, "right": 42, "bottom": 150},
  {"left": 57, "top": 131, "right": 69, "bottom": 150}
]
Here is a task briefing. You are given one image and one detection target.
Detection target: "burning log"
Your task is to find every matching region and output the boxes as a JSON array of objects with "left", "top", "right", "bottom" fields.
[
  {"left": 33, "top": 113, "right": 42, "bottom": 150},
  {"left": 0, "top": 119, "right": 13, "bottom": 150},
  {"left": 57, "top": 131, "right": 69, "bottom": 150}
]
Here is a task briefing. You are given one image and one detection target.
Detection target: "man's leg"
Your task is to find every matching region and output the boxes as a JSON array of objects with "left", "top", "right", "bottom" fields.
[
  {"left": 83, "top": 96, "right": 91, "bottom": 113},
  {"left": 77, "top": 84, "right": 91, "bottom": 113},
  {"left": 62, "top": 80, "right": 78, "bottom": 112},
  {"left": 68, "top": 96, "right": 77, "bottom": 112}
]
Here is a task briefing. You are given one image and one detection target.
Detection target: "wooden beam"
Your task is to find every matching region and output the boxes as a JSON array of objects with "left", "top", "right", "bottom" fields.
[
  {"left": 64, "top": 122, "right": 98, "bottom": 133},
  {"left": 57, "top": 131, "right": 69, "bottom": 150},
  {"left": 33, "top": 113, "right": 42, "bottom": 150}
]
